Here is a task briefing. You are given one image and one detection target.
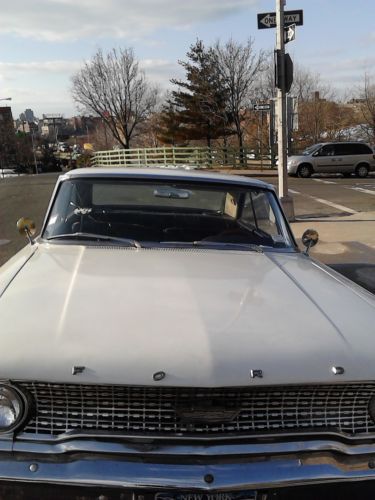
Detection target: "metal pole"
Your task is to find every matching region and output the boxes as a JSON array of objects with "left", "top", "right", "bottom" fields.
[
  {"left": 269, "top": 99, "right": 276, "bottom": 168},
  {"left": 260, "top": 111, "right": 264, "bottom": 171},
  {"left": 276, "top": 0, "right": 295, "bottom": 220},
  {"left": 31, "top": 129, "right": 38, "bottom": 175}
]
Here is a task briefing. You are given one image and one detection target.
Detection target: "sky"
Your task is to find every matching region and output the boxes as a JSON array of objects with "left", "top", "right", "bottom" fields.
[{"left": 0, "top": 0, "right": 373, "bottom": 118}]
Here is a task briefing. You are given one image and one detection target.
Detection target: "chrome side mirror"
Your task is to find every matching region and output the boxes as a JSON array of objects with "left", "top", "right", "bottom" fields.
[
  {"left": 302, "top": 229, "right": 319, "bottom": 255},
  {"left": 17, "top": 217, "right": 36, "bottom": 245}
]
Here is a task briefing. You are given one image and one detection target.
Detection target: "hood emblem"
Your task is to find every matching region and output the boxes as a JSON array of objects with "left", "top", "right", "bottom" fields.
[
  {"left": 250, "top": 369, "right": 263, "bottom": 379},
  {"left": 72, "top": 366, "right": 86, "bottom": 376},
  {"left": 332, "top": 366, "right": 345, "bottom": 375},
  {"left": 153, "top": 371, "right": 166, "bottom": 381}
]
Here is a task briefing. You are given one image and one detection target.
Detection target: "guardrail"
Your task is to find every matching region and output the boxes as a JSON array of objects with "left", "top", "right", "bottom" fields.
[{"left": 91, "top": 147, "right": 273, "bottom": 169}]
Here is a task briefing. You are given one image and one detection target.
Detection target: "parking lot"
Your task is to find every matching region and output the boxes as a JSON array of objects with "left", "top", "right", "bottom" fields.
[{"left": 270, "top": 174, "right": 375, "bottom": 218}]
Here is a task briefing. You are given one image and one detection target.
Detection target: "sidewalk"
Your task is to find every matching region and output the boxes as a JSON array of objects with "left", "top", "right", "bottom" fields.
[
  {"left": 291, "top": 211, "right": 375, "bottom": 264},
  {"left": 291, "top": 212, "right": 375, "bottom": 294},
  {"left": 211, "top": 167, "right": 276, "bottom": 178}
]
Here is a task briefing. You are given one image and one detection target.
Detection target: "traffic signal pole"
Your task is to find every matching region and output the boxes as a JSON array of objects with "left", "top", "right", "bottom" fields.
[{"left": 276, "top": 0, "right": 295, "bottom": 220}]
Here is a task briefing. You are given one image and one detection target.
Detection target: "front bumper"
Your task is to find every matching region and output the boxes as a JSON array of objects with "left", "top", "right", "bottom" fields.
[
  {"left": 4, "top": 437, "right": 375, "bottom": 490},
  {"left": 286, "top": 163, "right": 298, "bottom": 174},
  {"left": 2, "top": 451, "right": 375, "bottom": 490}
]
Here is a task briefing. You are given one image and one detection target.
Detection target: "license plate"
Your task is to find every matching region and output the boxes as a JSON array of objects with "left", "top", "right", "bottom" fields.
[{"left": 155, "top": 491, "right": 257, "bottom": 500}]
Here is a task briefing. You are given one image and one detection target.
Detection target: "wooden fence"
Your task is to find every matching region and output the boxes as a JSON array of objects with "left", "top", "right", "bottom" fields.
[{"left": 91, "top": 147, "right": 273, "bottom": 169}]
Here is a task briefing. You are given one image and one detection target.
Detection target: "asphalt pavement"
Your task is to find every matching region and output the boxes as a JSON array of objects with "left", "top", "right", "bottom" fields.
[{"left": 1, "top": 170, "right": 375, "bottom": 293}]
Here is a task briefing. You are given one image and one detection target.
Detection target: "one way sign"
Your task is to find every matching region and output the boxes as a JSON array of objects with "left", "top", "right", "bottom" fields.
[{"left": 257, "top": 10, "right": 303, "bottom": 29}]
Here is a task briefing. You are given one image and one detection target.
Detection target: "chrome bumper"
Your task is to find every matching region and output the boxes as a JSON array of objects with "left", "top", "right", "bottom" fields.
[
  {"left": 1, "top": 452, "right": 375, "bottom": 489},
  {"left": 3, "top": 437, "right": 375, "bottom": 489}
]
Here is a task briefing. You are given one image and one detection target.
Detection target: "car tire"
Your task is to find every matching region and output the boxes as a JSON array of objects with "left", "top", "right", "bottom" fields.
[
  {"left": 297, "top": 164, "right": 313, "bottom": 178},
  {"left": 355, "top": 164, "right": 369, "bottom": 178}
]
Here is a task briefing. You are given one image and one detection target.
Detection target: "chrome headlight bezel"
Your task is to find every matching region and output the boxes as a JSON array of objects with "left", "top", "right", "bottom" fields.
[{"left": 0, "top": 383, "right": 29, "bottom": 433}]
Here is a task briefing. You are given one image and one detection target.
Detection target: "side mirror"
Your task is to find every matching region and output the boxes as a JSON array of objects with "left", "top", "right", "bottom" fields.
[
  {"left": 17, "top": 217, "right": 36, "bottom": 245},
  {"left": 302, "top": 229, "right": 319, "bottom": 255}
]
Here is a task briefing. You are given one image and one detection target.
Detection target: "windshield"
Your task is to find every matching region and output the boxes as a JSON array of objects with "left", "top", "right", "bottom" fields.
[
  {"left": 42, "top": 178, "right": 293, "bottom": 249},
  {"left": 302, "top": 144, "right": 322, "bottom": 156}
]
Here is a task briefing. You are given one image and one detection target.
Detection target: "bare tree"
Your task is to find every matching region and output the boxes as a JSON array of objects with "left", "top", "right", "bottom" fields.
[
  {"left": 253, "top": 51, "right": 275, "bottom": 101},
  {"left": 212, "top": 38, "right": 267, "bottom": 153},
  {"left": 72, "top": 48, "right": 159, "bottom": 149},
  {"left": 291, "top": 65, "right": 323, "bottom": 102},
  {"left": 357, "top": 73, "right": 375, "bottom": 144}
]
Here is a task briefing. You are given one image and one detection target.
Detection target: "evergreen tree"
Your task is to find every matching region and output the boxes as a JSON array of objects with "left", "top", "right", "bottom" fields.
[
  {"left": 162, "top": 40, "right": 233, "bottom": 147},
  {"left": 157, "top": 100, "right": 189, "bottom": 146}
]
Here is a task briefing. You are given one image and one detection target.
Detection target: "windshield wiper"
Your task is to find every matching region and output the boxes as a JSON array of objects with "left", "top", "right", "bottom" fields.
[
  {"left": 192, "top": 241, "right": 263, "bottom": 252},
  {"left": 46, "top": 232, "right": 142, "bottom": 248}
]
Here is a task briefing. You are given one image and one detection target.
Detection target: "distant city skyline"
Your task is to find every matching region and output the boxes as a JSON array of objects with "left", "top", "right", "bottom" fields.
[{"left": 0, "top": 0, "right": 373, "bottom": 117}]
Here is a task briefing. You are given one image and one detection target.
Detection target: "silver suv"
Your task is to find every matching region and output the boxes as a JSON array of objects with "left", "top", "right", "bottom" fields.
[{"left": 287, "top": 142, "right": 375, "bottom": 178}]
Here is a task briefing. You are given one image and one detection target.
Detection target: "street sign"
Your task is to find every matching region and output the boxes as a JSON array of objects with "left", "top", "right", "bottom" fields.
[
  {"left": 275, "top": 51, "right": 294, "bottom": 93},
  {"left": 253, "top": 104, "right": 271, "bottom": 111},
  {"left": 284, "top": 23, "right": 296, "bottom": 44},
  {"left": 257, "top": 10, "right": 303, "bottom": 29}
]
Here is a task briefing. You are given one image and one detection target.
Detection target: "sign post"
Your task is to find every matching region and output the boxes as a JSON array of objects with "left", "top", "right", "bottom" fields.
[
  {"left": 257, "top": 4, "right": 302, "bottom": 216},
  {"left": 275, "top": 0, "right": 295, "bottom": 220}
]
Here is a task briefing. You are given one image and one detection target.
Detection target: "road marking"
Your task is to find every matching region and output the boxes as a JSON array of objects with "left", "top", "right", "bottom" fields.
[
  {"left": 312, "top": 197, "right": 358, "bottom": 214},
  {"left": 0, "top": 239, "right": 10, "bottom": 246},
  {"left": 288, "top": 189, "right": 358, "bottom": 214},
  {"left": 312, "top": 179, "right": 337, "bottom": 185},
  {"left": 348, "top": 186, "right": 375, "bottom": 196}
]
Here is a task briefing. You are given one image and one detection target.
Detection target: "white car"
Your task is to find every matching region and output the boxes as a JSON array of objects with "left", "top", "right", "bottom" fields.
[
  {"left": 1, "top": 168, "right": 375, "bottom": 498},
  {"left": 287, "top": 142, "right": 375, "bottom": 178}
]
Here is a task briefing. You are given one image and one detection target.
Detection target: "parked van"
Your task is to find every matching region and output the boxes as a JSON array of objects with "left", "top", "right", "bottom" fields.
[{"left": 287, "top": 142, "right": 375, "bottom": 178}]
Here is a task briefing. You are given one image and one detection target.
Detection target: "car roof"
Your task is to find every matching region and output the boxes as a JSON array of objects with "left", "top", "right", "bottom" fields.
[
  {"left": 316, "top": 141, "right": 371, "bottom": 146},
  {"left": 62, "top": 167, "right": 274, "bottom": 190}
]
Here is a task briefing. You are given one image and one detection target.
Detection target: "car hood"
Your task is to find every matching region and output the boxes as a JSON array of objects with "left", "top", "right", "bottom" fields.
[{"left": 0, "top": 244, "right": 375, "bottom": 386}]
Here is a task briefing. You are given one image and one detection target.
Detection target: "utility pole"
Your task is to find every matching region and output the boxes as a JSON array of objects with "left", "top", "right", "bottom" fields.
[
  {"left": 30, "top": 129, "right": 38, "bottom": 175},
  {"left": 276, "top": 0, "right": 295, "bottom": 220}
]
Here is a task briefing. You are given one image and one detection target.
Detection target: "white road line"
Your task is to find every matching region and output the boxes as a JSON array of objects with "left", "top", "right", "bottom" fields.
[
  {"left": 312, "top": 197, "right": 358, "bottom": 214},
  {"left": 312, "top": 179, "right": 337, "bottom": 185},
  {"left": 348, "top": 186, "right": 375, "bottom": 196},
  {"left": 288, "top": 189, "right": 358, "bottom": 214}
]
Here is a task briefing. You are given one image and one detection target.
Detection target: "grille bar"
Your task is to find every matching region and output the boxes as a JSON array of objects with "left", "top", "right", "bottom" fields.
[{"left": 18, "top": 382, "right": 375, "bottom": 438}]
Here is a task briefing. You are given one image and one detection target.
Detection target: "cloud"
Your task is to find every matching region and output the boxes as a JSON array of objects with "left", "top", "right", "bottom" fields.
[
  {"left": 0, "top": 57, "right": 181, "bottom": 116},
  {"left": 139, "top": 59, "right": 182, "bottom": 86},
  {"left": 0, "top": 61, "right": 82, "bottom": 75},
  {"left": 0, "top": 58, "right": 180, "bottom": 84},
  {"left": 306, "top": 55, "right": 375, "bottom": 90},
  {"left": 0, "top": 0, "right": 258, "bottom": 41}
]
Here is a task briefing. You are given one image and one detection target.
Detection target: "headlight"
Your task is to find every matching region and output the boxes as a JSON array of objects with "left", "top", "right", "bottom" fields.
[{"left": 0, "top": 385, "right": 26, "bottom": 432}]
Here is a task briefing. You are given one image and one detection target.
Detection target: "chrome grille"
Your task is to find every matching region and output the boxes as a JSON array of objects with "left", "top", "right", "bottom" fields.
[{"left": 18, "top": 382, "right": 375, "bottom": 438}]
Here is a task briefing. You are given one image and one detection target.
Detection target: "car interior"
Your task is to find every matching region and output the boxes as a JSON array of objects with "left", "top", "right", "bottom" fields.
[{"left": 44, "top": 179, "right": 285, "bottom": 248}]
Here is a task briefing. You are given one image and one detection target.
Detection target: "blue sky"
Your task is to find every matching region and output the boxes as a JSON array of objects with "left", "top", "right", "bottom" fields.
[{"left": 0, "top": 0, "right": 373, "bottom": 118}]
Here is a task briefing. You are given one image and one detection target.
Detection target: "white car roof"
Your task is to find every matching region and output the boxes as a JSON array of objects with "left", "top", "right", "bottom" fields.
[{"left": 63, "top": 167, "right": 273, "bottom": 190}]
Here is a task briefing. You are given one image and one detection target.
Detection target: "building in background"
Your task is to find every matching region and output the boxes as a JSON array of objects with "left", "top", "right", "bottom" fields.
[
  {"left": 40, "top": 114, "right": 64, "bottom": 141},
  {"left": 24, "top": 109, "right": 35, "bottom": 122},
  {"left": 19, "top": 109, "right": 36, "bottom": 122}
]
